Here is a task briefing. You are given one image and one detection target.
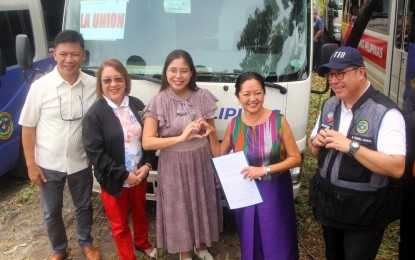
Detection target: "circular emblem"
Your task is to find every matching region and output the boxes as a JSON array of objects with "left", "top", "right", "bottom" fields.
[
  {"left": 138, "top": 110, "right": 144, "bottom": 117},
  {"left": 356, "top": 120, "right": 369, "bottom": 134},
  {"left": 0, "top": 112, "right": 14, "bottom": 140},
  {"left": 325, "top": 111, "right": 334, "bottom": 123},
  {"left": 137, "top": 110, "right": 145, "bottom": 121}
]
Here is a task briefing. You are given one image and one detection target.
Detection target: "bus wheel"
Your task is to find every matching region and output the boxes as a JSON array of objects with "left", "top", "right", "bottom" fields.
[{"left": 12, "top": 145, "right": 28, "bottom": 179}]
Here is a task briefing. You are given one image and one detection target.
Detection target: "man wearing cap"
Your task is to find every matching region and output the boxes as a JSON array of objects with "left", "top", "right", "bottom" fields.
[{"left": 308, "top": 46, "right": 406, "bottom": 260}]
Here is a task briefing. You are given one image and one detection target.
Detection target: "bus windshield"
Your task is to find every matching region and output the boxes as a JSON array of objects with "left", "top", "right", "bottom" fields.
[{"left": 64, "top": 0, "right": 309, "bottom": 83}]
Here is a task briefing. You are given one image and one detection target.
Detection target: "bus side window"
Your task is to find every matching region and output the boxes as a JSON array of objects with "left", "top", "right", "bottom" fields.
[
  {"left": 40, "top": 0, "right": 64, "bottom": 51},
  {"left": 395, "top": 1, "right": 413, "bottom": 51},
  {"left": 350, "top": 5, "right": 359, "bottom": 24},
  {"left": 410, "top": 11, "right": 415, "bottom": 45},
  {"left": 0, "top": 9, "right": 34, "bottom": 68}
]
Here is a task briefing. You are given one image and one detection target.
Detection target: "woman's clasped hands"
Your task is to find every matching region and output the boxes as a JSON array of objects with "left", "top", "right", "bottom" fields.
[{"left": 125, "top": 165, "right": 151, "bottom": 186}]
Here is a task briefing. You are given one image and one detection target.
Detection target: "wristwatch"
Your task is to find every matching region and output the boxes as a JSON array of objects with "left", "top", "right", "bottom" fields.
[
  {"left": 265, "top": 166, "right": 271, "bottom": 176},
  {"left": 348, "top": 141, "right": 360, "bottom": 157}
]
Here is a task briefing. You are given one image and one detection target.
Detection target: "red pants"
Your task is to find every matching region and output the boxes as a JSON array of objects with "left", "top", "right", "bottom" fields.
[{"left": 101, "top": 181, "right": 151, "bottom": 260}]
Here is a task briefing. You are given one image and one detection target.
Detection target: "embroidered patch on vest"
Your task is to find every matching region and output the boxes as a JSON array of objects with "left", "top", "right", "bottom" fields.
[
  {"left": 0, "top": 112, "right": 14, "bottom": 140},
  {"left": 356, "top": 120, "right": 369, "bottom": 134},
  {"left": 324, "top": 111, "right": 334, "bottom": 123}
]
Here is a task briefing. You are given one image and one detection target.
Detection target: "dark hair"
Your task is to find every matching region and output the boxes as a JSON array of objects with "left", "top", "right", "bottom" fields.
[
  {"left": 54, "top": 30, "right": 85, "bottom": 50},
  {"left": 235, "top": 72, "right": 266, "bottom": 96},
  {"left": 96, "top": 59, "right": 131, "bottom": 99},
  {"left": 160, "top": 49, "right": 198, "bottom": 91}
]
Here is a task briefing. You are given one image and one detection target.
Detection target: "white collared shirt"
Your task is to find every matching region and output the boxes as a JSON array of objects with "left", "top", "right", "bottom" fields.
[
  {"left": 19, "top": 66, "right": 97, "bottom": 174},
  {"left": 310, "top": 82, "right": 405, "bottom": 155}
]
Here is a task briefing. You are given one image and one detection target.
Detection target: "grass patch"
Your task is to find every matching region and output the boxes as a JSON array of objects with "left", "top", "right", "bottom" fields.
[{"left": 15, "top": 184, "right": 36, "bottom": 205}]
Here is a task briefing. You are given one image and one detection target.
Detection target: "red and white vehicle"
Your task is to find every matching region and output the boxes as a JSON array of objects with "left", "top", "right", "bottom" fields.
[{"left": 341, "top": 0, "right": 415, "bottom": 107}]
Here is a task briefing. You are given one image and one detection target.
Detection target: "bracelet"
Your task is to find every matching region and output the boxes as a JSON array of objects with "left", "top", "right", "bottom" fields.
[
  {"left": 144, "top": 163, "right": 152, "bottom": 170},
  {"left": 263, "top": 166, "right": 272, "bottom": 176}
]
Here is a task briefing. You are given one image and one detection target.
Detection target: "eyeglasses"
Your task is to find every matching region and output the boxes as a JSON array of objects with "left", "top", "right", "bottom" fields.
[
  {"left": 327, "top": 68, "right": 359, "bottom": 80},
  {"left": 101, "top": 77, "right": 124, "bottom": 85},
  {"left": 56, "top": 86, "right": 84, "bottom": 121},
  {"left": 166, "top": 68, "right": 191, "bottom": 76}
]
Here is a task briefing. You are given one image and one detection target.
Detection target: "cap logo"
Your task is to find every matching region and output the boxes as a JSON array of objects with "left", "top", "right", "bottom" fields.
[{"left": 332, "top": 51, "right": 346, "bottom": 59}]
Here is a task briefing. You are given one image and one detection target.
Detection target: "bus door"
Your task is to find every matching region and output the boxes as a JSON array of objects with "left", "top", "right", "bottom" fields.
[
  {"left": 390, "top": 0, "right": 413, "bottom": 106},
  {"left": 0, "top": 0, "right": 63, "bottom": 177},
  {"left": 402, "top": 0, "right": 415, "bottom": 105}
]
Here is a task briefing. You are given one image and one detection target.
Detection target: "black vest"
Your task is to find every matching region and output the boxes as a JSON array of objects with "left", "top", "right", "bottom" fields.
[{"left": 309, "top": 85, "right": 402, "bottom": 230}]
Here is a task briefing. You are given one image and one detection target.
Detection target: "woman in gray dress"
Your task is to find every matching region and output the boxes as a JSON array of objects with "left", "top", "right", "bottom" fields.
[{"left": 142, "top": 50, "right": 222, "bottom": 260}]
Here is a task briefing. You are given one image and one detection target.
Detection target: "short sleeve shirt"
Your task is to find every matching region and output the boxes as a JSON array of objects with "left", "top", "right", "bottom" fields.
[{"left": 19, "top": 67, "right": 97, "bottom": 174}]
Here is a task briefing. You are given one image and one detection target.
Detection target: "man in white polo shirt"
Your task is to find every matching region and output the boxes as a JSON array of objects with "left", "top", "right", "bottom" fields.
[
  {"left": 308, "top": 46, "right": 406, "bottom": 260},
  {"left": 19, "top": 30, "right": 100, "bottom": 260}
]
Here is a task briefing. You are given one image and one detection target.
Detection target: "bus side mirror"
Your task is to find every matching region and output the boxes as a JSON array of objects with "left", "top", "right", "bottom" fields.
[
  {"left": 0, "top": 49, "right": 6, "bottom": 76},
  {"left": 319, "top": 43, "right": 339, "bottom": 76},
  {"left": 311, "top": 43, "right": 339, "bottom": 95},
  {"left": 15, "top": 34, "right": 34, "bottom": 83},
  {"left": 16, "top": 34, "right": 33, "bottom": 70}
]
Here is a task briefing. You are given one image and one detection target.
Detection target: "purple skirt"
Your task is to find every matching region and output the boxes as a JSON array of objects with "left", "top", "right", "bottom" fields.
[{"left": 234, "top": 172, "right": 299, "bottom": 260}]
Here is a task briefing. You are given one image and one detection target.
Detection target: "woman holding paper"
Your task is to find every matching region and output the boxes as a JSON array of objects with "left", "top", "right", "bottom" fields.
[
  {"left": 205, "top": 72, "right": 301, "bottom": 260},
  {"left": 142, "top": 50, "right": 222, "bottom": 260}
]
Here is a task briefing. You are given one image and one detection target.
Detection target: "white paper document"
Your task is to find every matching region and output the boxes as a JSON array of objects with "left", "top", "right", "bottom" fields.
[{"left": 211, "top": 151, "right": 263, "bottom": 209}]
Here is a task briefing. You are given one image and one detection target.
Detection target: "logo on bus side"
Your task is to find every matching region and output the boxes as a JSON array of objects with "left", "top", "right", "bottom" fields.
[
  {"left": 0, "top": 112, "right": 14, "bottom": 140},
  {"left": 215, "top": 108, "right": 281, "bottom": 120}
]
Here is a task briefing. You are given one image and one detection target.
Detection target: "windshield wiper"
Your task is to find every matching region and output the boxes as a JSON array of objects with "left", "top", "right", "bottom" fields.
[
  {"left": 81, "top": 67, "right": 162, "bottom": 85},
  {"left": 197, "top": 71, "right": 287, "bottom": 94},
  {"left": 264, "top": 82, "right": 287, "bottom": 94},
  {"left": 130, "top": 74, "right": 161, "bottom": 84},
  {"left": 81, "top": 66, "right": 99, "bottom": 77},
  {"left": 196, "top": 72, "right": 239, "bottom": 83},
  {"left": 128, "top": 71, "right": 286, "bottom": 94}
]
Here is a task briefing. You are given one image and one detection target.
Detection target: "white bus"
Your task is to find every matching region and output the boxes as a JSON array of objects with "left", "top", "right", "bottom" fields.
[
  {"left": 0, "top": 0, "right": 64, "bottom": 178},
  {"left": 17, "top": 0, "right": 316, "bottom": 200},
  {"left": 342, "top": 0, "right": 415, "bottom": 107}
]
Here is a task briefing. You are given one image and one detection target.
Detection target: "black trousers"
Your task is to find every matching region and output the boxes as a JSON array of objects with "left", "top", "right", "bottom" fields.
[
  {"left": 399, "top": 177, "right": 415, "bottom": 260},
  {"left": 322, "top": 225, "right": 386, "bottom": 260}
]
